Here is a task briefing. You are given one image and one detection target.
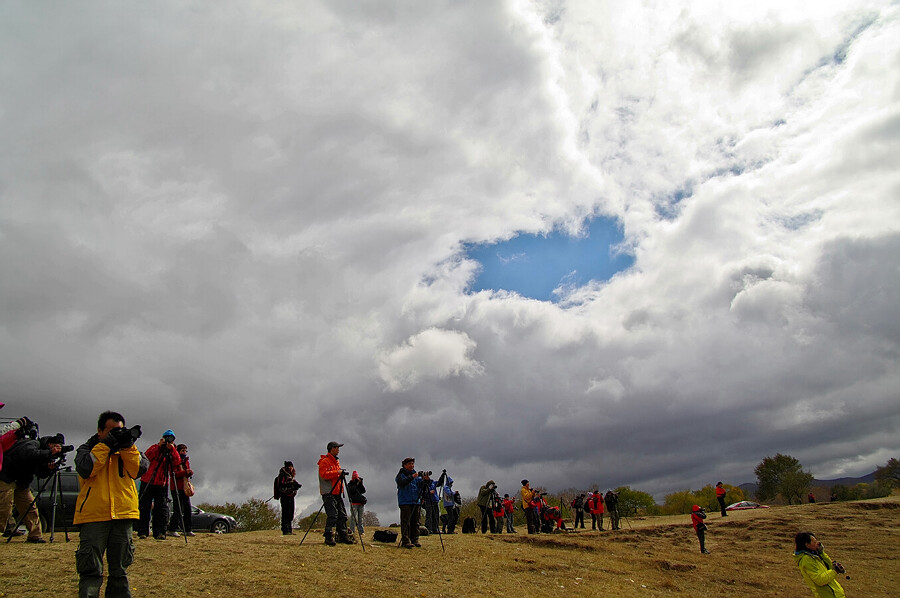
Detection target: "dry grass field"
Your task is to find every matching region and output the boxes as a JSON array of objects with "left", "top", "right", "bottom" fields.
[{"left": 2, "top": 497, "right": 898, "bottom": 597}]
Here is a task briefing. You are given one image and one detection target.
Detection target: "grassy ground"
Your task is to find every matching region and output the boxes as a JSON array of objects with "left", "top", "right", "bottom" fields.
[{"left": 1, "top": 497, "right": 897, "bottom": 597}]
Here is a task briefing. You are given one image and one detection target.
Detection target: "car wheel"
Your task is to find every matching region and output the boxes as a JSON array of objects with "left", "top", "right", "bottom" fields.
[{"left": 211, "top": 519, "right": 230, "bottom": 534}]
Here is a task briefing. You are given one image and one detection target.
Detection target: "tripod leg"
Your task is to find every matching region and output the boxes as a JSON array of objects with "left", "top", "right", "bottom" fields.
[{"left": 6, "top": 477, "right": 50, "bottom": 543}]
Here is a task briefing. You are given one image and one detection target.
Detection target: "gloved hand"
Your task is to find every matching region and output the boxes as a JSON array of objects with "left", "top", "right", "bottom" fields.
[{"left": 15, "top": 416, "right": 34, "bottom": 429}]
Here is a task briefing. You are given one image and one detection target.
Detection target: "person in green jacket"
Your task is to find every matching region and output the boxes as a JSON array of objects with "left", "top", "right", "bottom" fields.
[{"left": 793, "top": 531, "right": 846, "bottom": 598}]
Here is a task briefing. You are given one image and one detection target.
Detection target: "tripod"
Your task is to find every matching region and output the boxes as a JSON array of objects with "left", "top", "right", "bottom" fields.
[
  {"left": 299, "top": 470, "right": 363, "bottom": 552},
  {"left": 6, "top": 464, "right": 72, "bottom": 544}
]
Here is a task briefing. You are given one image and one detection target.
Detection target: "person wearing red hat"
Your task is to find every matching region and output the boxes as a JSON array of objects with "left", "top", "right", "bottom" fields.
[
  {"left": 347, "top": 470, "right": 367, "bottom": 538},
  {"left": 691, "top": 505, "right": 710, "bottom": 554}
]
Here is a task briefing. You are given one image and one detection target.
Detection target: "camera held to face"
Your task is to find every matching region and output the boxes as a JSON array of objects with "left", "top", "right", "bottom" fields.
[{"left": 108, "top": 425, "right": 143, "bottom": 451}]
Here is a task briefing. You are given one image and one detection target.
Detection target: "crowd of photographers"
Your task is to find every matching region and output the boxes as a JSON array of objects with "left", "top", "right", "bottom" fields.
[{"left": 1, "top": 411, "right": 847, "bottom": 598}]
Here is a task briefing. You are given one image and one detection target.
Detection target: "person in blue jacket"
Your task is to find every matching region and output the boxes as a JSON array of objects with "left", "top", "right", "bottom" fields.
[{"left": 395, "top": 457, "right": 422, "bottom": 549}]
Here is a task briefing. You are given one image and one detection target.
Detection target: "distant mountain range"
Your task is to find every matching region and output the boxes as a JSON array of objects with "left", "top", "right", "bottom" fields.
[{"left": 738, "top": 471, "right": 877, "bottom": 498}]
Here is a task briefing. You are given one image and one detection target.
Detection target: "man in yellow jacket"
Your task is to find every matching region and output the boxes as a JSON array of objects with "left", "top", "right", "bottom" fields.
[{"left": 74, "top": 411, "right": 149, "bottom": 598}]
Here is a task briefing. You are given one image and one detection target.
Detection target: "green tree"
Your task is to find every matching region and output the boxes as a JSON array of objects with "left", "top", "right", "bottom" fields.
[
  {"left": 874, "top": 457, "right": 900, "bottom": 488},
  {"left": 661, "top": 490, "right": 695, "bottom": 515},
  {"left": 197, "top": 497, "right": 279, "bottom": 531},
  {"left": 615, "top": 486, "right": 658, "bottom": 516},
  {"left": 754, "top": 454, "right": 814, "bottom": 504}
]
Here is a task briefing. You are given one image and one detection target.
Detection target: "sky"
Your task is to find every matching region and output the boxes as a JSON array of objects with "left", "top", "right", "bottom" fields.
[
  {"left": 1, "top": 0, "right": 898, "bottom": 524},
  {"left": 465, "top": 216, "right": 634, "bottom": 301}
]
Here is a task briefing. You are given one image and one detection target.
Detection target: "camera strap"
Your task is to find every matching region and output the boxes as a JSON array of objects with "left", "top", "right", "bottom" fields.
[{"left": 118, "top": 456, "right": 124, "bottom": 478}]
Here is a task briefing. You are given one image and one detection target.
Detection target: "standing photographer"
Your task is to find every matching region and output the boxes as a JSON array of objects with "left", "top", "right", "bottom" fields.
[
  {"left": 521, "top": 480, "right": 538, "bottom": 534},
  {"left": 395, "top": 457, "right": 422, "bottom": 548},
  {"left": 0, "top": 428, "right": 63, "bottom": 543},
  {"left": 793, "top": 532, "right": 846, "bottom": 597},
  {"left": 441, "top": 476, "right": 459, "bottom": 533},
  {"left": 318, "top": 441, "right": 354, "bottom": 546},
  {"left": 74, "top": 411, "right": 148, "bottom": 598},
  {"left": 476, "top": 480, "right": 498, "bottom": 533},
  {"left": 137, "top": 429, "right": 181, "bottom": 540},
  {"left": 167, "top": 443, "right": 194, "bottom": 537},
  {"left": 347, "top": 470, "right": 367, "bottom": 538},
  {"left": 276, "top": 461, "right": 301, "bottom": 535},
  {"left": 605, "top": 490, "right": 620, "bottom": 531},
  {"left": 691, "top": 505, "right": 710, "bottom": 554}
]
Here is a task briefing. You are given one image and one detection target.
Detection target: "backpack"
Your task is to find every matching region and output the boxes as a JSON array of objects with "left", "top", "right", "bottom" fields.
[
  {"left": 273, "top": 477, "right": 282, "bottom": 500},
  {"left": 461, "top": 517, "right": 476, "bottom": 534},
  {"left": 373, "top": 530, "right": 398, "bottom": 543}
]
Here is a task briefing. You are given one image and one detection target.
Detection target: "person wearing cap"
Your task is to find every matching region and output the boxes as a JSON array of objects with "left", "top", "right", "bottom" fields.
[
  {"left": 441, "top": 475, "right": 459, "bottom": 533},
  {"left": 137, "top": 429, "right": 181, "bottom": 540},
  {"left": 691, "top": 505, "right": 710, "bottom": 554},
  {"left": 0, "top": 429, "right": 62, "bottom": 543},
  {"left": 276, "top": 461, "right": 301, "bottom": 535},
  {"left": 318, "top": 441, "right": 353, "bottom": 545},
  {"left": 395, "top": 457, "right": 422, "bottom": 548},
  {"left": 74, "top": 410, "right": 149, "bottom": 598},
  {"left": 347, "top": 470, "right": 367, "bottom": 538},
  {"left": 476, "top": 480, "right": 498, "bottom": 533}
]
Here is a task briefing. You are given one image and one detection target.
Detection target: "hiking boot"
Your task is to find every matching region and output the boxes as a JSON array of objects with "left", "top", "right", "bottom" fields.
[
  {"left": 400, "top": 542, "right": 414, "bottom": 549},
  {"left": 337, "top": 530, "right": 356, "bottom": 545},
  {"left": 167, "top": 530, "right": 180, "bottom": 537},
  {"left": 185, "top": 531, "right": 196, "bottom": 537},
  {"left": 324, "top": 531, "right": 336, "bottom": 546},
  {"left": 26, "top": 538, "right": 47, "bottom": 544}
]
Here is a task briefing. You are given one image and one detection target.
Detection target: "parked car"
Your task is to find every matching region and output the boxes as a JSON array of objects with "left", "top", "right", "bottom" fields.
[
  {"left": 725, "top": 501, "right": 770, "bottom": 511},
  {"left": 191, "top": 506, "right": 237, "bottom": 533}
]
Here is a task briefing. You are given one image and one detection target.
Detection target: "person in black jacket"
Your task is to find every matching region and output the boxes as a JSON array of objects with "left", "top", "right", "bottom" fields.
[
  {"left": 0, "top": 432, "right": 63, "bottom": 543},
  {"left": 604, "top": 490, "right": 620, "bottom": 531},
  {"left": 347, "top": 470, "right": 367, "bottom": 538},
  {"left": 276, "top": 461, "right": 301, "bottom": 535}
]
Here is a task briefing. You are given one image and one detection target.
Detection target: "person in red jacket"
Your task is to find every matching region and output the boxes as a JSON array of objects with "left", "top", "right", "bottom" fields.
[
  {"left": 492, "top": 495, "right": 506, "bottom": 533},
  {"left": 137, "top": 429, "right": 181, "bottom": 540},
  {"left": 167, "top": 444, "right": 194, "bottom": 537},
  {"left": 586, "top": 491, "right": 605, "bottom": 530},
  {"left": 691, "top": 505, "right": 710, "bottom": 554},
  {"left": 502, "top": 494, "right": 516, "bottom": 533},
  {"left": 715, "top": 482, "right": 728, "bottom": 517}
]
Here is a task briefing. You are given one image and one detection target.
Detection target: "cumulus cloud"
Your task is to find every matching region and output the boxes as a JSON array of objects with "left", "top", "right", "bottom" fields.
[{"left": 378, "top": 328, "right": 484, "bottom": 392}]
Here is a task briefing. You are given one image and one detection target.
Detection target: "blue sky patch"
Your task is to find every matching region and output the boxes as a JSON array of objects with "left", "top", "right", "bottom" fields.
[{"left": 464, "top": 217, "right": 633, "bottom": 302}]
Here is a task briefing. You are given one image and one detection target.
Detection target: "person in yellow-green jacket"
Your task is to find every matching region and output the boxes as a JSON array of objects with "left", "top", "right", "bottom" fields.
[
  {"left": 793, "top": 531, "right": 846, "bottom": 598},
  {"left": 73, "top": 411, "right": 149, "bottom": 598}
]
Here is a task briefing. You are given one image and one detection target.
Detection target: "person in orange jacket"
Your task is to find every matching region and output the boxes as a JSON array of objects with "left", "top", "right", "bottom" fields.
[
  {"left": 318, "top": 441, "right": 353, "bottom": 546},
  {"left": 715, "top": 482, "right": 728, "bottom": 517}
]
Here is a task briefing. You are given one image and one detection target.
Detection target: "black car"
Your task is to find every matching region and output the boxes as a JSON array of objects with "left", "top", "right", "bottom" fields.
[{"left": 190, "top": 506, "right": 237, "bottom": 533}]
